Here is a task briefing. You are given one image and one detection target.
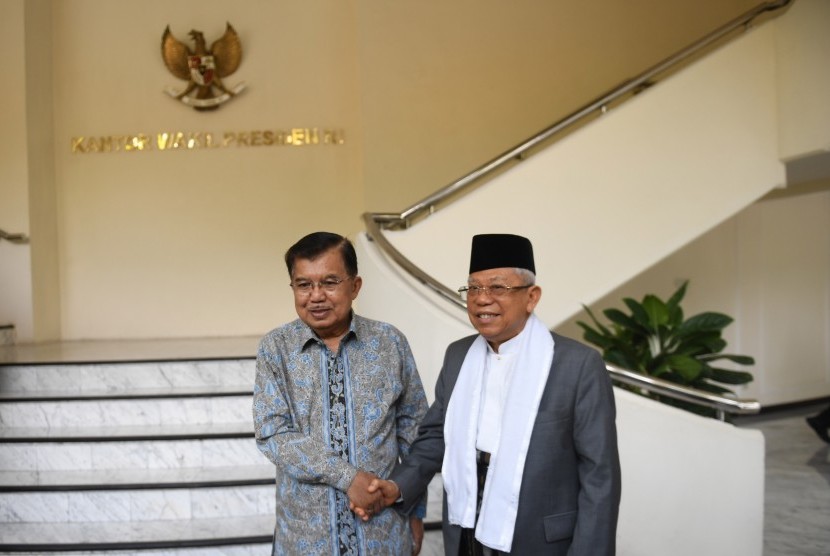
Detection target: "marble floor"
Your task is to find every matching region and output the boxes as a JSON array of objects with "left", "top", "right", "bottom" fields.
[
  {"left": 0, "top": 337, "right": 261, "bottom": 365},
  {"left": 736, "top": 402, "right": 830, "bottom": 556}
]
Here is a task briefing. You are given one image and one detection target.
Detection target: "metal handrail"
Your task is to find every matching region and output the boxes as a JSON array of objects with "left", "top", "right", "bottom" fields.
[
  {"left": 370, "top": 0, "right": 792, "bottom": 231},
  {"left": 363, "top": 213, "right": 466, "bottom": 310},
  {"left": 607, "top": 364, "right": 761, "bottom": 420},
  {"left": 364, "top": 0, "right": 792, "bottom": 307},
  {"left": 0, "top": 229, "right": 29, "bottom": 245},
  {"left": 362, "top": 1, "right": 791, "bottom": 416}
]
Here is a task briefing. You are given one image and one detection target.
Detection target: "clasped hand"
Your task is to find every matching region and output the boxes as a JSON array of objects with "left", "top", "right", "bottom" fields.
[{"left": 347, "top": 470, "right": 400, "bottom": 521}]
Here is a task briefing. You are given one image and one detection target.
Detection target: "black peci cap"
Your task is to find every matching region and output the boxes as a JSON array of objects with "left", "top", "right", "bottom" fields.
[{"left": 469, "top": 234, "right": 535, "bottom": 274}]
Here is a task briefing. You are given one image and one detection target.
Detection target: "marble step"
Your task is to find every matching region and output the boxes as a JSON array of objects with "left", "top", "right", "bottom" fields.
[
  {"left": 0, "top": 395, "right": 252, "bottom": 428},
  {"left": 0, "top": 422, "right": 253, "bottom": 443},
  {"left": 0, "top": 545, "right": 273, "bottom": 556},
  {"left": 0, "top": 360, "right": 255, "bottom": 395},
  {"left": 0, "top": 437, "right": 263, "bottom": 473},
  {"left": 0, "top": 483, "right": 275, "bottom": 524},
  {"left": 0, "top": 464, "right": 274, "bottom": 491},
  {"left": 0, "top": 514, "right": 274, "bottom": 551},
  {"left": 0, "top": 384, "right": 252, "bottom": 402}
]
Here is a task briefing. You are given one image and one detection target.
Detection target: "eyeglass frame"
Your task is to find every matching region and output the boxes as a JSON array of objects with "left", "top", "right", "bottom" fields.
[
  {"left": 290, "top": 276, "right": 353, "bottom": 295},
  {"left": 457, "top": 284, "right": 533, "bottom": 299}
]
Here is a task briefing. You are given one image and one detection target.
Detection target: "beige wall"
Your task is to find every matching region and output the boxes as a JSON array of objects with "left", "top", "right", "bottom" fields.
[
  {"left": 0, "top": 0, "right": 34, "bottom": 339},
  {"left": 556, "top": 190, "right": 830, "bottom": 405},
  {"left": 51, "top": 1, "right": 364, "bottom": 339},
  {"left": 356, "top": 0, "right": 761, "bottom": 211},
  {"left": 0, "top": 1, "right": 27, "bottom": 232},
  {"left": 1, "top": 0, "right": 781, "bottom": 341},
  {"left": 26, "top": 0, "right": 61, "bottom": 342},
  {"left": 776, "top": 0, "right": 830, "bottom": 160}
]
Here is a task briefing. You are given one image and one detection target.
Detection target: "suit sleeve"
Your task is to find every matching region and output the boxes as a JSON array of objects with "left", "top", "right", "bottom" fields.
[
  {"left": 569, "top": 348, "right": 621, "bottom": 556},
  {"left": 392, "top": 332, "right": 430, "bottom": 517},
  {"left": 389, "top": 344, "right": 455, "bottom": 514}
]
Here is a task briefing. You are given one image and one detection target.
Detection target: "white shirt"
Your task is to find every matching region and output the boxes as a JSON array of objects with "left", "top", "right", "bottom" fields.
[{"left": 475, "top": 329, "right": 525, "bottom": 455}]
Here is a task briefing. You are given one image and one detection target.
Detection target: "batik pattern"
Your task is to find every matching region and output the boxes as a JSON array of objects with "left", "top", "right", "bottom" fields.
[
  {"left": 327, "top": 350, "right": 358, "bottom": 555},
  {"left": 253, "top": 314, "right": 428, "bottom": 555}
]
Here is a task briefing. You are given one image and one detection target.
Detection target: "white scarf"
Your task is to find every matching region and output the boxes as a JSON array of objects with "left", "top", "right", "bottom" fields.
[{"left": 442, "top": 314, "right": 554, "bottom": 552}]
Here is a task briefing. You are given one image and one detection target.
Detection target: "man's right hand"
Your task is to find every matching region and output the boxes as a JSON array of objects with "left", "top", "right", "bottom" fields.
[
  {"left": 347, "top": 470, "right": 383, "bottom": 517},
  {"left": 352, "top": 477, "right": 401, "bottom": 521}
]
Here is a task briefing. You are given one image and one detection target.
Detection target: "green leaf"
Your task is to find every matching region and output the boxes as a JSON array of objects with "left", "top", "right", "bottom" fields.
[
  {"left": 577, "top": 323, "right": 617, "bottom": 350},
  {"left": 699, "top": 353, "right": 755, "bottom": 365},
  {"left": 604, "top": 349, "right": 638, "bottom": 372},
  {"left": 667, "top": 303, "right": 685, "bottom": 328},
  {"left": 710, "top": 367, "right": 755, "bottom": 385},
  {"left": 676, "top": 312, "right": 733, "bottom": 335},
  {"left": 666, "top": 280, "right": 688, "bottom": 311},
  {"left": 665, "top": 354, "right": 703, "bottom": 381},
  {"left": 665, "top": 282, "right": 688, "bottom": 328},
  {"left": 603, "top": 308, "right": 647, "bottom": 333},
  {"left": 583, "top": 280, "right": 755, "bottom": 420},
  {"left": 697, "top": 336, "right": 727, "bottom": 355},
  {"left": 580, "top": 305, "right": 614, "bottom": 337},
  {"left": 622, "top": 297, "right": 652, "bottom": 329},
  {"left": 650, "top": 360, "right": 670, "bottom": 377},
  {"left": 642, "top": 294, "right": 669, "bottom": 328},
  {"left": 673, "top": 332, "right": 726, "bottom": 356}
]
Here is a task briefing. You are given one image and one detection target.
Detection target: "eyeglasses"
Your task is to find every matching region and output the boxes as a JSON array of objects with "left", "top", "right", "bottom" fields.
[
  {"left": 457, "top": 284, "right": 532, "bottom": 301},
  {"left": 290, "top": 277, "right": 350, "bottom": 295}
]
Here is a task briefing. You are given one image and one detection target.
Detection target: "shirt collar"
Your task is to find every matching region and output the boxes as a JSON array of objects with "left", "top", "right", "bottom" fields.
[{"left": 299, "top": 311, "right": 359, "bottom": 350}]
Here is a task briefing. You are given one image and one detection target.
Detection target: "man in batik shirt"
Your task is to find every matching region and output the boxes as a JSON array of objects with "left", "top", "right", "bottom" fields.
[{"left": 253, "top": 231, "right": 428, "bottom": 555}]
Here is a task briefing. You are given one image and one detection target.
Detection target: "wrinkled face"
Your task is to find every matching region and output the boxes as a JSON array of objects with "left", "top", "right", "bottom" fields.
[
  {"left": 466, "top": 267, "right": 541, "bottom": 352},
  {"left": 290, "top": 248, "right": 362, "bottom": 341}
]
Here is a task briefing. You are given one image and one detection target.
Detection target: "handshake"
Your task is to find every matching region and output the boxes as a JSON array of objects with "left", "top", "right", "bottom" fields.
[
  {"left": 347, "top": 470, "right": 401, "bottom": 520},
  {"left": 347, "top": 470, "right": 425, "bottom": 555}
]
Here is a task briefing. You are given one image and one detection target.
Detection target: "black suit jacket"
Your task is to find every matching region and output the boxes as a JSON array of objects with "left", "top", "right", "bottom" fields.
[{"left": 391, "top": 332, "right": 621, "bottom": 555}]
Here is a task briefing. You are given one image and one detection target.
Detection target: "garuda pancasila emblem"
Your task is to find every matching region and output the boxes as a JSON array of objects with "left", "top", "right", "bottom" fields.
[{"left": 161, "top": 23, "right": 246, "bottom": 110}]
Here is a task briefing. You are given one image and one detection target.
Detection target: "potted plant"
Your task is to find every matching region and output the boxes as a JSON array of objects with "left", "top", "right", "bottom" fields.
[{"left": 577, "top": 281, "right": 754, "bottom": 417}]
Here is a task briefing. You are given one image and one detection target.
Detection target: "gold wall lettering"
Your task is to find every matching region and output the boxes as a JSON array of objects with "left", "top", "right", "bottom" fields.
[{"left": 71, "top": 128, "right": 345, "bottom": 154}]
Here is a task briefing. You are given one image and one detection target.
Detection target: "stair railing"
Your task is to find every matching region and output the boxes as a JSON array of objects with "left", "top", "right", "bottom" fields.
[
  {"left": 607, "top": 364, "right": 761, "bottom": 420},
  {"left": 363, "top": 1, "right": 792, "bottom": 417}
]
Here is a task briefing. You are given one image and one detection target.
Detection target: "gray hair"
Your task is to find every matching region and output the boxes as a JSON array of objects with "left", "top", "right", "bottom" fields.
[
  {"left": 514, "top": 267, "right": 536, "bottom": 285},
  {"left": 468, "top": 267, "right": 536, "bottom": 285}
]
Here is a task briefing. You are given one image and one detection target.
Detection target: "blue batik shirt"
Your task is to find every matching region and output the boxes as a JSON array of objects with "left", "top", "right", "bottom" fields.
[{"left": 253, "top": 313, "right": 428, "bottom": 555}]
